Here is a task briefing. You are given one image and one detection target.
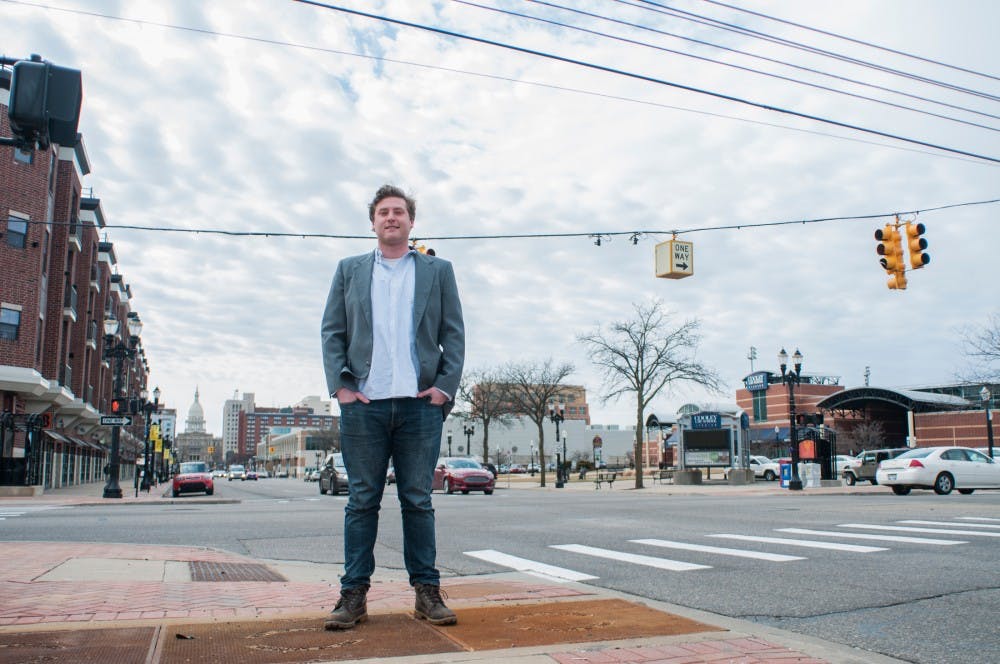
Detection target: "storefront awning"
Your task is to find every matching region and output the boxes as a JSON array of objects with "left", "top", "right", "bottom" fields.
[{"left": 43, "top": 431, "right": 72, "bottom": 444}]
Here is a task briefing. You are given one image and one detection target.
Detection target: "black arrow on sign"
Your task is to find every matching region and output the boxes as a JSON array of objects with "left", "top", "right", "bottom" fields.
[{"left": 677, "top": 262, "right": 689, "bottom": 270}]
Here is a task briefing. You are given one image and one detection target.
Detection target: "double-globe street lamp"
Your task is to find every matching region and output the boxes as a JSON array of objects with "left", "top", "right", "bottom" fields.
[
  {"left": 549, "top": 402, "right": 565, "bottom": 488},
  {"left": 463, "top": 423, "right": 475, "bottom": 457},
  {"left": 102, "top": 314, "right": 143, "bottom": 499},
  {"left": 981, "top": 387, "right": 995, "bottom": 459},
  {"left": 777, "top": 348, "right": 804, "bottom": 491}
]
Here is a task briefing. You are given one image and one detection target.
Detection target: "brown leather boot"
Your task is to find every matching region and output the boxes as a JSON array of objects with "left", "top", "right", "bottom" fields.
[
  {"left": 324, "top": 585, "right": 368, "bottom": 630},
  {"left": 413, "top": 583, "right": 457, "bottom": 625}
]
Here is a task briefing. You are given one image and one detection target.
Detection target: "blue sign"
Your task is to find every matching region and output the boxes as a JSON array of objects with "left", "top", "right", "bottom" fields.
[
  {"left": 691, "top": 413, "right": 722, "bottom": 430},
  {"left": 744, "top": 371, "right": 769, "bottom": 392}
]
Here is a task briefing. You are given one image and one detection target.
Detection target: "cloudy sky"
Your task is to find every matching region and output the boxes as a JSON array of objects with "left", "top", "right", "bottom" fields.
[{"left": 4, "top": 0, "right": 998, "bottom": 434}]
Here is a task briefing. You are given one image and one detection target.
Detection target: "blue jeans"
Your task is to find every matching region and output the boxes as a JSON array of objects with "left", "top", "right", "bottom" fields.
[{"left": 338, "top": 397, "right": 443, "bottom": 589}]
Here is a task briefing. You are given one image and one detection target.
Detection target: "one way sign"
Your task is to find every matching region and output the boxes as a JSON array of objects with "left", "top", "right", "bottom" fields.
[{"left": 655, "top": 239, "right": 694, "bottom": 279}]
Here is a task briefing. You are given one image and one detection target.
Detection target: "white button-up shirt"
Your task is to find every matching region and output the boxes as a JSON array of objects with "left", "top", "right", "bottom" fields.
[{"left": 359, "top": 248, "right": 418, "bottom": 399}]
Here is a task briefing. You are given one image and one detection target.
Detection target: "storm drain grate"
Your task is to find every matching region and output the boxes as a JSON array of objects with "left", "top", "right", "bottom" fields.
[
  {"left": 189, "top": 561, "right": 288, "bottom": 582},
  {"left": 0, "top": 626, "right": 156, "bottom": 663}
]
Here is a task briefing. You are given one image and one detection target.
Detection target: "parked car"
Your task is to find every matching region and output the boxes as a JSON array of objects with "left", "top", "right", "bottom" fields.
[
  {"left": 480, "top": 462, "right": 498, "bottom": 478},
  {"left": 256, "top": 469, "right": 269, "bottom": 478},
  {"left": 725, "top": 455, "right": 780, "bottom": 481},
  {"left": 433, "top": 457, "right": 495, "bottom": 495},
  {"left": 227, "top": 464, "right": 247, "bottom": 481},
  {"left": 172, "top": 461, "right": 214, "bottom": 497},
  {"left": 843, "top": 448, "right": 909, "bottom": 485},
  {"left": 212, "top": 469, "right": 227, "bottom": 478},
  {"left": 319, "top": 453, "right": 349, "bottom": 495},
  {"left": 508, "top": 464, "right": 526, "bottom": 474},
  {"left": 245, "top": 470, "right": 258, "bottom": 481},
  {"left": 834, "top": 455, "right": 858, "bottom": 475},
  {"left": 875, "top": 446, "right": 1000, "bottom": 495},
  {"left": 386, "top": 465, "right": 396, "bottom": 485}
]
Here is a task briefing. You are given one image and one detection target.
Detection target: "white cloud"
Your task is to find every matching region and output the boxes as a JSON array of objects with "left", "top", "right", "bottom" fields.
[{"left": 6, "top": 0, "right": 998, "bottom": 432}]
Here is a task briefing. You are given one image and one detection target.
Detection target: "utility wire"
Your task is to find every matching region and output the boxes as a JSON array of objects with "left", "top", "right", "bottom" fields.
[
  {"left": 513, "top": 0, "right": 1000, "bottom": 123},
  {"left": 700, "top": 0, "right": 1000, "bottom": 83},
  {"left": 623, "top": 0, "right": 1000, "bottom": 103},
  {"left": 454, "top": 0, "right": 999, "bottom": 132},
  {"left": 292, "top": 0, "right": 1000, "bottom": 164},
  {"left": 23, "top": 197, "right": 1000, "bottom": 241},
  {"left": 3, "top": 0, "right": 988, "bottom": 165}
]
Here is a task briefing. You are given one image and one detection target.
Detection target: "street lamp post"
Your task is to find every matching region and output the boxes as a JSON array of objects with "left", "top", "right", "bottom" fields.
[
  {"left": 549, "top": 402, "right": 565, "bottom": 488},
  {"left": 447, "top": 429, "right": 453, "bottom": 457},
  {"left": 102, "top": 315, "right": 142, "bottom": 499},
  {"left": 530, "top": 443, "right": 535, "bottom": 476},
  {"left": 981, "top": 387, "right": 995, "bottom": 459},
  {"left": 778, "top": 348, "right": 804, "bottom": 491},
  {"left": 139, "top": 386, "right": 160, "bottom": 493},
  {"left": 463, "top": 424, "right": 474, "bottom": 456}
]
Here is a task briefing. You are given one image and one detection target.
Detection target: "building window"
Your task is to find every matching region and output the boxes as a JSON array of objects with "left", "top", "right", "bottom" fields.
[
  {"left": 6, "top": 215, "right": 28, "bottom": 248},
  {"left": 1, "top": 305, "right": 22, "bottom": 341},
  {"left": 14, "top": 148, "right": 33, "bottom": 164},
  {"left": 752, "top": 391, "right": 767, "bottom": 422}
]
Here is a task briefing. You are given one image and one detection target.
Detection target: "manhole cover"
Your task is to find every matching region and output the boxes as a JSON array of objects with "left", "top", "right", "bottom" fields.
[
  {"left": 189, "top": 561, "right": 287, "bottom": 582},
  {"left": 431, "top": 598, "right": 723, "bottom": 650},
  {"left": 160, "top": 615, "right": 461, "bottom": 663},
  {"left": 0, "top": 626, "right": 156, "bottom": 663}
]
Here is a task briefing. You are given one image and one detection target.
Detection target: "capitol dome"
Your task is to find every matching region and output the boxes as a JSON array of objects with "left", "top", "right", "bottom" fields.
[{"left": 185, "top": 387, "right": 206, "bottom": 433}]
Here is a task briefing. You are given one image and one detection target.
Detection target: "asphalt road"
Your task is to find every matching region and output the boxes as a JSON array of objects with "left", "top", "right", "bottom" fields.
[{"left": 3, "top": 478, "right": 998, "bottom": 663}]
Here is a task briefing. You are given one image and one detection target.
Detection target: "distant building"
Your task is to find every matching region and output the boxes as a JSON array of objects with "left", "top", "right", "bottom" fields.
[
  {"left": 174, "top": 389, "right": 221, "bottom": 466},
  {"left": 232, "top": 395, "right": 337, "bottom": 464}
]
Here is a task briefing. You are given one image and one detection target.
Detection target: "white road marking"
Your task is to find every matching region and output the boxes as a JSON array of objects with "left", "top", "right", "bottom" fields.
[
  {"left": 958, "top": 516, "right": 1000, "bottom": 522},
  {"left": 464, "top": 549, "right": 598, "bottom": 582},
  {"left": 839, "top": 523, "right": 1000, "bottom": 538},
  {"left": 550, "top": 544, "right": 711, "bottom": 571},
  {"left": 709, "top": 534, "right": 887, "bottom": 553},
  {"left": 899, "top": 519, "right": 1000, "bottom": 530},
  {"left": 632, "top": 538, "right": 805, "bottom": 561},
  {"left": 777, "top": 528, "right": 966, "bottom": 545}
]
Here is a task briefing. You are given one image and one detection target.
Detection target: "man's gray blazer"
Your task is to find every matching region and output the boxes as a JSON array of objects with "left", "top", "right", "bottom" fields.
[{"left": 321, "top": 250, "right": 465, "bottom": 412}]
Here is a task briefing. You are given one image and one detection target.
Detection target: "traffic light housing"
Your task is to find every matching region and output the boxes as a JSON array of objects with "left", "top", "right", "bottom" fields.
[
  {"left": 875, "top": 224, "right": 907, "bottom": 290},
  {"left": 905, "top": 222, "right": 930, "bottom": 270},
  {"left": 7, "top": 57, "right": 83, "bottom": 150}
]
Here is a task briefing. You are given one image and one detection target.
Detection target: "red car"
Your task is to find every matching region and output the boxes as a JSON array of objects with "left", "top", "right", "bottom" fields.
[
  {"left": 433, "top": 457, "right": 495, "bottom": 495},
  {"left": 172, "top": 461, "right": 214, "bottom": 497}
]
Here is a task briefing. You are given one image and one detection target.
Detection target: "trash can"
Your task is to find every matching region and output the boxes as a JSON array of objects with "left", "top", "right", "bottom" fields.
[{"left": 780, "top": 463, "right": 791, "bottom": 488}]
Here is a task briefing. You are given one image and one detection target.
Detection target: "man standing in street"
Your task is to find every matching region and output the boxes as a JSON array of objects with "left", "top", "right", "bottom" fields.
[{"left": 321, "top": 184, "right": 465, "bottom": 630}]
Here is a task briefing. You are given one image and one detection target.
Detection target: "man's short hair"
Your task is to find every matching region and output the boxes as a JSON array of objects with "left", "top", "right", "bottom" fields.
[{"left": 369, "top": 184, "right": 416, "bottom": 222}]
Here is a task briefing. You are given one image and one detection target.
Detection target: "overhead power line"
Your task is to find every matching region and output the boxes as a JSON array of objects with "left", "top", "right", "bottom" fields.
[
  {"left": 700, "top": 0, "right": 1000, "bottom": 83},
  {"left": 454, "top": 0, "right": 999, "bottom": 132},
  {"left": 292, "top": 0, "right": 1000, "bottom": 163},
  {"left": 624, "top": 0, "right": 1000, "bottom": 103},
  {"left": 4, "top": 0, "right": 989, "bottom": 165},
  {"left": 23, "top": 197, "right": 1000, "bottom": 241},
  {"left": 512, "top": 0, "right": 1000, "bottom": 123}
]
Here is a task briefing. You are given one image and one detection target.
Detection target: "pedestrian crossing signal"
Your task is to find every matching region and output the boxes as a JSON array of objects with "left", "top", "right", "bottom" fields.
[{"left": 111, "top": 398, "right": 126, "bottom": 414}]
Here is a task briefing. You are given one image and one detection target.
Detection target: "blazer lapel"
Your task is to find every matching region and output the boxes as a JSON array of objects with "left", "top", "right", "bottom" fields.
[
  {"left": 412, "top": 253, "right": 432, "bottom": 327},
  {"left": 355, "top": 252, "right": 375, "bottom": 329}
]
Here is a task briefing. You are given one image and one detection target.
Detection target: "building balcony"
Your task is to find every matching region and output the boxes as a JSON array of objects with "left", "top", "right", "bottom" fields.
[
  {"left": 62, "top": 285, "right": 78, "bottom": 322},
  {"left": 68, "top": 219, "right": 82, "bottom": 252}
]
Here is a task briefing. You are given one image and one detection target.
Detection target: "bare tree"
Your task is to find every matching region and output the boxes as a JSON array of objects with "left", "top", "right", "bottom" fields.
[
  {"left": 458, "top": 366, "right": 516, "bottom": 466},
  {"left": 839, "top": 420, "right": 885, "bottom": 455},
  {"left": 959, "top": 312, "right": 1000, "bottom": 382},
  {"left": 578, "top": 299, "right": 722, "bottom": 489},
  {"left": 498, "top": 359, "right": 575, "bottom": 487}
]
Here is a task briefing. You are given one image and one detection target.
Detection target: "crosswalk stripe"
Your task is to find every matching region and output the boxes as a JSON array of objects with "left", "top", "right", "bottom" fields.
[
  {"left": 840, "top": 523, "right": 1000, "bottom": 538},
  {"left": 899, "top": 519, "right": 1000, "bottom": 530},
  {"left": 776, "top": 528, "right": 966, "bottom": 545},
  {"left": 958, "top": 517, "right": 1000, "bottom": 522},
  {"left": 464, "top": 549, "right": 597, "bottom": 582},
  {"left": 550, "top": 544, "right": 711, "bottom": 571},
  {"left": 631, "top": 539, "right": 804, "bottom": 561},
  {"left": 709, "top": 534, "right": 887, "bottom": 552}
]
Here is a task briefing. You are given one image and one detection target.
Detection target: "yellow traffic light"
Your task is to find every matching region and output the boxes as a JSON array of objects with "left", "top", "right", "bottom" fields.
[
  {"left": 905, "top": 222, "right": 930, "bottom": 270},
  {"left": 875, "top": 223, "right": 907, "bottom": 289}
]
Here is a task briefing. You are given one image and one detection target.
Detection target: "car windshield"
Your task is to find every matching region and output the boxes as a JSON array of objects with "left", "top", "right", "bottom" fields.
[
  {"left": 230, "top": 465, "right": 245, "bottom": 472},
  {"left": 180, "top": 462, "right": 208, "bottom": 473},
  {"left": 446, "top": 459, "right": 482, "bottom": 469},
  {"left": 895, "top": 449, "right": 933, "bottom": 459}
]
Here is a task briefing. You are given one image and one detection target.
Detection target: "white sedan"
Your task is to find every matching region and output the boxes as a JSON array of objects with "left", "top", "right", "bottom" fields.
[
  {"left": 725, "top": 455, "right": 781, "bottom": 481},
  {"left": 875, "top": 446, "right": 1000, "bottom": 495}
]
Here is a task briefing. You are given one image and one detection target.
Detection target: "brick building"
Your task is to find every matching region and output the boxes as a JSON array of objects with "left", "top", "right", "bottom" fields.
[
  {"left": 235, "top": 396, "right": 337, "bottom": 464},
  {"left": 1, "top": 70, "right": 149, "bottom": 490}
]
